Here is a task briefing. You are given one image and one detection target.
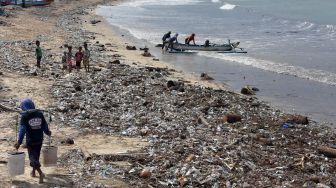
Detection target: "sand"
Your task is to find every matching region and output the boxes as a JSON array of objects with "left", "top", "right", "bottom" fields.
[
  {"left": 0, "top": 0, "right": 225, "bottom": 186},
  {"left": 2, "top": 0, "right": 331, "bottom": 187}
]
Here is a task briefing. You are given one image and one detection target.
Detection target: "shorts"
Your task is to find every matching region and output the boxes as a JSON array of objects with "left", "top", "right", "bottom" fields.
[
  {"left": 83, "top": 59, "right": 89, "bottom": 66},
  {"left": 36, "top": 56, "right": 42, "bottom": 67},
  {"left": 76, "top": 61, "right": 81, "bottom": 68}
]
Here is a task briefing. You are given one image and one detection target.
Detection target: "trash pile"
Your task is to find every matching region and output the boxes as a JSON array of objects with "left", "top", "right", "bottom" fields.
[
  {"left": 52, "top": 62, "right": 336, "bottom": 187},
  {"left": 1, "top": 3, "right": 335, "bottom": 187}
]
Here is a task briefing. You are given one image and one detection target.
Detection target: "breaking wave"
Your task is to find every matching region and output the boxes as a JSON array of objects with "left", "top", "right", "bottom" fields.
[
  {"left": 199, "top": 52, "right": 336, "bottom": 86},
  {"left": 220, "top": 3, "right": 236, "bottom": 10},
  {"left": 295, "top": 21, "right": 315, "bottom": 31},
  {"left": 211, "top": 0, "right": 221, "bottom": 3}
]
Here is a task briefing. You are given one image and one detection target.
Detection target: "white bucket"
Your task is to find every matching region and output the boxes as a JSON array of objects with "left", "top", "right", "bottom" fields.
[
  {"left": 7, "top": 152, "right": 25, "bottom": 176},
  {"left": 42, "top": 146, "right": 58, "bottom": 167}
]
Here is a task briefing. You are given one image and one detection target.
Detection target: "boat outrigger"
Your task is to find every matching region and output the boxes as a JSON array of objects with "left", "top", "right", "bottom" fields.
[
  {"left": 1, "top": 0, "right": 52, "bottom": 7},
  {"left": 163, "top": 40, "right": 247, "bottom": 53}
]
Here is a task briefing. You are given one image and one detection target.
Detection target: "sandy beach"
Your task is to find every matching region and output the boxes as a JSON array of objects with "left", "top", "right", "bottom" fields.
[{"left": 0, "top": 0, "right": 336, "bottom": 187}]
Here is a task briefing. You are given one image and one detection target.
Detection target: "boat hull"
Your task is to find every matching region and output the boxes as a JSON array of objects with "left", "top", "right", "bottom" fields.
[
  {"left": 1, "top": 0, "right": 51, "bottom": 6},
  {"left": 171, "top": 43, "right": 237, "bottom": 51}
]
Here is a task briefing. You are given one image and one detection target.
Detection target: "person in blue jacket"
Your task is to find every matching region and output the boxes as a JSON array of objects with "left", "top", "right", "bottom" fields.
[{"left": 14, "top": 98, "right": 51, "bottom": 184}]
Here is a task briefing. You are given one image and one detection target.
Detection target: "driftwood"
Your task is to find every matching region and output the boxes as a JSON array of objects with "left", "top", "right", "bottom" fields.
[
  {"left": 81, "top": 146, "right": 147, "bottom": 161},
  {"left": 223, "top": 114, "right": 242, "bottom": 123},
  {"left": 318, "top": 146, "right": 336, "bottom": 158},
  {"left": 0, "top": 103, "right": 54, "bottom": 115},
  {"left": 0, "top": 103, "right": 20, "bottom": 112},
  {"left": 283, "top": 114, "right": 309, "bottom": 125},
  {"left": 198, "top": 116, "right": 210, "bottom": 127}
]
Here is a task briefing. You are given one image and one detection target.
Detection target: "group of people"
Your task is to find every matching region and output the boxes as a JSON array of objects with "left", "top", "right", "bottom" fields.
[
  {"left": 35, "top": 40, "right": 91, "bottom": 72},
  {"left": 20, "top": 41, "right": 91, "bottom": 184},
  {"left": 161, "top": 31, "right": 196, "bottom": 51}
]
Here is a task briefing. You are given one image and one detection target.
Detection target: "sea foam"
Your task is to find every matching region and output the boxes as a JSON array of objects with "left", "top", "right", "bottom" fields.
[
  {"left": 199, "top": 52, "right": 336, "bottom": 86},
  {"left": 220, "top": 3, "right": 236, "bottom": 10}
]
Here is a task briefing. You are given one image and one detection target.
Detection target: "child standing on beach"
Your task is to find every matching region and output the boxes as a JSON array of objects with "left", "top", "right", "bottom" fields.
[
  {"left": 75, "top": 47, "right": 83, "bottom": 71},
  {"left": 61, "top": 51, "right": 67, "bottom": 70},
  {"left": 66, "top": 46, "right": 73, "bottom": 73},
  {"left": 35, "top": 40, "right": 42, "bottom": 68},
  {"left": 83, "top": 42, "right": 90, "bottom": 72}
]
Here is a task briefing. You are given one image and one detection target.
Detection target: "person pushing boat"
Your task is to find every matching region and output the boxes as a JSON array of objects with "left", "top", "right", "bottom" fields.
[
  {"left": 167, "top": 33, "right": 179, "bottom": 51},
  {"left": 161, "top": 31, "right": 171, "bottom": 50},
  {"left": 185, "top": 33, "right": 196, "bottom": 45}
]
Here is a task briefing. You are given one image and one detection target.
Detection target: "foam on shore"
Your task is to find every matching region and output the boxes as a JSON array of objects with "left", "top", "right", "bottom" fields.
[{"left": 220, "top": 3, "right": 236, "bottom": 10}]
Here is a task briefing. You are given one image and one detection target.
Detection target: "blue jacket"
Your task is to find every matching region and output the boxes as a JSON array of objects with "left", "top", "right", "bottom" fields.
[{"left": 18, "top": 99, "right": 50, "bottom": 145}]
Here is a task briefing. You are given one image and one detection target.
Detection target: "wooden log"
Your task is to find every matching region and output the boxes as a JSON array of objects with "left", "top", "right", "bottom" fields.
[
  {"left": 282, "top": 114, "right": 309, "bottom": 125},
  {"left": 0, "top": 103, "right": 20, "bottom": 112},
  {"left": 223, "top": 114, "right": 242, "bottom": 123},
  {"left": 198, "top": 116, "right": 210, "bottom": 127},
  {"left": 317, "top": 146, "right": 336, "bottom": 158}
]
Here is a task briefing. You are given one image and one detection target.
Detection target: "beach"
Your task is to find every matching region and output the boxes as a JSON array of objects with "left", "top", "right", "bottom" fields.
[
  {"left": 96, "top": 0, "right": 336, "bottom": 123},
  {"left": 0, "top": 0, "right": 336, "bottom": 187}
]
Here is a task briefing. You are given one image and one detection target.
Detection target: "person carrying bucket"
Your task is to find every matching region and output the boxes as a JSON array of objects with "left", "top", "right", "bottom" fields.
[{"left": 14, "top": 98, "right": 51, "bottom": 184}]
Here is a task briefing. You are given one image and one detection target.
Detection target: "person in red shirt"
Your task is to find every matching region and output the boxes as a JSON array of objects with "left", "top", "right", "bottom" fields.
[
  {"left": 185, "top": 33, "right": 196, "bottom": 45},
  {"left": 75, "top": 47, "right": 84, "bottom": 70}
]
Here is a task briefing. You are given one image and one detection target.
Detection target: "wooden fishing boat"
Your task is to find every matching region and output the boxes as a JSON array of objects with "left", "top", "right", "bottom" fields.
[
  {"left": 171, "top": 41, "right": 241, "bottom": 52},
  {"left": 1, "top": 0, "right": 51, "bottom": 6}
]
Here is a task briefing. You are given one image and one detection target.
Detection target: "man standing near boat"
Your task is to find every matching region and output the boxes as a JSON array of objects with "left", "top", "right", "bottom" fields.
[
  {"left": 185, "top": 33, "right": 196, "bottom": 45},
  {"left": 161, "top": 31, "right": 171, "bottom": 51}
]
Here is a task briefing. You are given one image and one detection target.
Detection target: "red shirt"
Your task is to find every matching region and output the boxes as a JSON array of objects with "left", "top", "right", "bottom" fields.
[{"left": 75, "top": 51, "right": 83, "bottom": 62}]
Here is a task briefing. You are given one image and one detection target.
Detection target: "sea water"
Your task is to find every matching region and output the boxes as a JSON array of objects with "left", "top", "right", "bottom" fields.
[{"left": 97, "top": 0, "right": 336, "bottom": 124}]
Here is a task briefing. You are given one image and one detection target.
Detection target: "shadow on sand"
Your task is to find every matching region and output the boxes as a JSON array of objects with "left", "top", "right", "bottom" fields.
[{"left": 12, "top": 173, "right": 74, "bottom": 187}]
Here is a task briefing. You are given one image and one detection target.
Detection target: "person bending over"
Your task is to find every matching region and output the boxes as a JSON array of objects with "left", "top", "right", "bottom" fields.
[
  {"left": 185, "top": 33, "right": 196, "bottom": 45},
  {"left": 161, "top": 31, "right": 171, "bottom": 50},
  {"left": 167, "top": 33, "right": 179, "bottom": 51}
]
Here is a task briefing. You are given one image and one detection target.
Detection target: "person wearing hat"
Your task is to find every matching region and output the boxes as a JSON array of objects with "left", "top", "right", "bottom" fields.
[{"left": 14, "top": 98, "right": 51, "bottom": 184}]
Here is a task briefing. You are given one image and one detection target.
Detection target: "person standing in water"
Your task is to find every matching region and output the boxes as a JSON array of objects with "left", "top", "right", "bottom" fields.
[
  {"left": 35, "top": 40, "right": 42, "bottom": 68},
  {"left": 14, "top": 98, "right": 51, "bottom": 184}
]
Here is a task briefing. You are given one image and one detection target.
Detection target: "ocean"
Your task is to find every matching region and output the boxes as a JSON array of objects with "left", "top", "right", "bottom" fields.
[{"left": 97, "top": 0, "right": 336, "bottom": 124}]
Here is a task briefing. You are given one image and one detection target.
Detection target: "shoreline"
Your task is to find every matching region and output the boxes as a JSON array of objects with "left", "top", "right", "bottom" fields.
[
  {"left": 86, "top": 6, "right": 228, "bottom": 91},
  {"left": 1, "top": 0, "right": 336, "bottom": 186},
  {"left": 94, "top": 2, "right": 336, "bottom": 125}
]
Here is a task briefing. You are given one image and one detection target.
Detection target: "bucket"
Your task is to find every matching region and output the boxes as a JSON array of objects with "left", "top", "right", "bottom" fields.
[
  {"left": 7, "top": 151, "right": 25, "bottom": 176},
  {"left": 42, "top": 146, "right": 58, "bottom": 167}
]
